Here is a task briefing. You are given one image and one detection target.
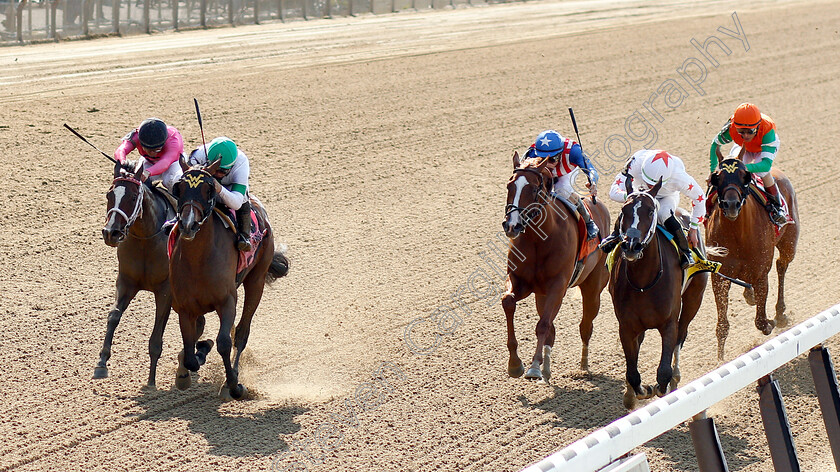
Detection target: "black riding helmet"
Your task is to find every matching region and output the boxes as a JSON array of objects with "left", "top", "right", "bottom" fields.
[{"left": 137, "top": 118, "right": 168, "bottom": 150}]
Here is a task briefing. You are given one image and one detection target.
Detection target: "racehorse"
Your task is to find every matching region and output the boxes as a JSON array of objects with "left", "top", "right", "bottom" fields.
[
  {"left": 170, "top": 158, "right": 288, "bottom": 400},
  {"left": 609, "top": 181, "right": 712, "bottom": 409},
  {"left": 706, "top": 158, "right": 799, "bottom": 360},
  {"left": 501, "top": 153, "right": 610, "bottom": 383},
  {"left": 96, "top": 161, "right": 176, "bottom": 388}
]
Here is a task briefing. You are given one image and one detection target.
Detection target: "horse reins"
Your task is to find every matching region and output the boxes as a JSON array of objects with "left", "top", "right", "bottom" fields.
[{"left": 106, "top": 176, "right": 145, "bottom": 230}]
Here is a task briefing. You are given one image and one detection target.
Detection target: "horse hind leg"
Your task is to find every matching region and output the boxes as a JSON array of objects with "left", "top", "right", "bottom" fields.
[
  {"left": 578, "top": 268, "right": 607, "bottom": 372},
  {"left": 712, "top": 278, "right": 731, "bottom": 361},
  {"left": 232, "top": 272, "right": 267, "bottom": 372}
]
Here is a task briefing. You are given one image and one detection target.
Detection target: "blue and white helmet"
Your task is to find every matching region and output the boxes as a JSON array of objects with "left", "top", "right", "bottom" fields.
[{"left": 533, "top": 130, "right": 565, "bottom": 157}]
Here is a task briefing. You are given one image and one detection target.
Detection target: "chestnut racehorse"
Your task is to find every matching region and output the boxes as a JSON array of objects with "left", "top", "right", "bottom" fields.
[
  {"left": 170, "top": 159, "right": 288, "bottom": 400},
  {"left": 706, "top": 158, "right": 799, "bottom": 360},
  {"left": 96, "top": 162, "right": 176, "bottom": 387},
  {"left": 609, "top": 181, "right": 712, "bottom": 409},
  {"left": 501, "top": 153, "right": 610, "bottom": 383}
]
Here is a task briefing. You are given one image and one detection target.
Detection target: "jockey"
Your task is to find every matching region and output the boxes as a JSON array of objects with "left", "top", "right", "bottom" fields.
[
  {"left": 113, "top": 118, "right": 184, "bottom": 192},
  {"left": 524, "top": 129, "right": 600, "bottom": 239},
  {"left": 188, "top": 137, "right": 253, "bottom": 252},
  {"left": 710, "top": 102, "right": 786, "bottom": 225},
  {"left": 599, "top": 149, "right": 706, "bottom": 269}
]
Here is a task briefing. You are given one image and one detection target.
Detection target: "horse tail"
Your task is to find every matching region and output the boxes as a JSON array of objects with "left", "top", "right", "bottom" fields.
[
  {"left": 266, "top": 243, "right": 289, "bottom": 285},
  {"left": 705, "top": 245, "right": 729, "bottom": 258}
]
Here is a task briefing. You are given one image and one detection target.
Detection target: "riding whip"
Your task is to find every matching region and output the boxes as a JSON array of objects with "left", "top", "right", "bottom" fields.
[
  {"left": 568, "top": 107, "right": 596, "bottom": 203},
  {"left": 63, "top": 123, "right": 118, "bottom": 164}
]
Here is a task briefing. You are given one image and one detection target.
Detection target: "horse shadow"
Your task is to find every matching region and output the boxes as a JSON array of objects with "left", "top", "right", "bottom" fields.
[
  {"left": 520, "top": 372, "right": 759, "bottom": 471},
  {"left": 126, "top": 384, "right": 307, "bottom": 457}
]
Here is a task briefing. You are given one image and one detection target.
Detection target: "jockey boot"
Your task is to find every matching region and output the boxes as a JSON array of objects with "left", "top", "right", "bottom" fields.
[
  {"left": 576, "top": 199, "right": 599, "bottom": 240},
  {"left": 764, "top": 184, "right": 787, "bottom": 225},
  {"left": 598, "top": 220, "right": 621, "bottom": 253},
  {"left": 235, "top": 201, "right": 253, "bottom": 252},
  {"left": 664, "top": 215, "right": 693, "bottom": 269}
]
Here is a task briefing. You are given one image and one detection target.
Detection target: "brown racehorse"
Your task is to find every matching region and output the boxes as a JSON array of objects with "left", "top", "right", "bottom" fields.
[
  {"left": 501, "top": 153, "right": 610, "bottom": 383},
  {"left": 171, "top": 159, "right": 288, "bottom": 400},
  {"left": 96, "top": 161, "right": 176, "bottom": 387},
  {"left": 609, "top": 181, "right": 711, "bottom": 409},
  {"left": 706, "top": 158, "right": 799, "bottom": 360}
]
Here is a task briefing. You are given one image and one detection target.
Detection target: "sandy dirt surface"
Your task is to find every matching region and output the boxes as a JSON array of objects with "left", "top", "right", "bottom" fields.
[{"left": 2, "top": 0, "right": 840, "bottom": 470}]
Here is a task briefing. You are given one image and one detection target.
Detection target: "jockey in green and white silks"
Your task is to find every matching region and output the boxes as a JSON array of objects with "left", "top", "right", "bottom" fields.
[
  {"left": 709, "top": 102, "right": 786, "bottom": 225},
  {"left": 189, "top": 137, "right": 253, "bottom": 252}
]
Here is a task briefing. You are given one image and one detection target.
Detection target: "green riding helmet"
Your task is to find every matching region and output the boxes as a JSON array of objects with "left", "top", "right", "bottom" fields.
[{"left": 206, "top": 137, "right": 238, "bottom": 170}]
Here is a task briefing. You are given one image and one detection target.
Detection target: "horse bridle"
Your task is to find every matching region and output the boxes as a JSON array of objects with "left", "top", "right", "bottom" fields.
[
  {"left": 106, "top": 176, "right": 145, "bottom": 230},
  {"left": 619, "top": 191, "right": 659, "bottom": 248},
  {"left": 505, "top": 167, "right": 549, "bottom": 223},
  {"left": 177, "top": 171, "right": 217, "bottom": 228},
  {"left": 715, "top": 162, "right": 749, "bottom": 210},
  {"left": 620, "top": 192, "right": 664, "bottom": 292}
]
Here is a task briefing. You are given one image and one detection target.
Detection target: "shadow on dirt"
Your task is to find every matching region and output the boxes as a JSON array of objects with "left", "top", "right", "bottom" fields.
[{"left": 127, "top": 384, "right": 308, "bottom": 457}]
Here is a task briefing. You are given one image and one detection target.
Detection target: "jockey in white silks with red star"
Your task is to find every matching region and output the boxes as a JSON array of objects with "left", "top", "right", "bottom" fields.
[{"left": 598, "top": 149, "right": 707, "bottom": 269}]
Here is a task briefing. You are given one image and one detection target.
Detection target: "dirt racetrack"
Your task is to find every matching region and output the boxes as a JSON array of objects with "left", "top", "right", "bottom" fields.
[{"left": 2, "top": 0, "right": 840, "bottom": 470}]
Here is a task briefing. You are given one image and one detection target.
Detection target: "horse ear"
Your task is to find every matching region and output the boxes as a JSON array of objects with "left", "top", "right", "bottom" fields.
[
  {"left": 742, "top": 170, "right": 752, "bottom": 185},
  {"left": 207, "top": 158, "right": 221, "bottom": 175},
  {"left": 512, "top": 151, "right": 520, "bottom": 169},
  {"left": 709, "top": 172, "right": 719, "bottom": 188},
  {"left": 649, "top": 177, "right": 663, "bottom": 197},
  {"left": 536, "top": 156, "right": 550, "bottom": 171},
  {"left": 179, "top": 155, "right": 190, "bottom": 172},
  {"left": 133, "top": 165, "right": 144, "bottom": 181}
]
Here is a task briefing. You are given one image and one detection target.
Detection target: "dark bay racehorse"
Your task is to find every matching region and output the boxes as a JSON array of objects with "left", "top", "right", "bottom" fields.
[
  {"left": 706, "top": 158, "right": 799, "bottom": 360},
  {"left": 501, "top": 153, "right": 610, "bottom": 382},
  {"left": 96, "top": 161, "right": 176, "bottom": 388},
  {"left": 171, "top": 159, "right": 288, "bottom": 400},
  {"left": 610, "top": 182, "right": 712, "bottom": 409}
]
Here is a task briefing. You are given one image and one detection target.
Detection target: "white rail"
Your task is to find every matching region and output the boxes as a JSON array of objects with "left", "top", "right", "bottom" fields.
[{"left": 522, "top": 303, "right": 840, "bottom": 472}]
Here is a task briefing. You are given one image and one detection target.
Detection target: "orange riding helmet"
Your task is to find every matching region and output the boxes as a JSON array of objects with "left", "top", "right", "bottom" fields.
[{"left": 732, "top": 103, "right": 761, "bottom": 129}]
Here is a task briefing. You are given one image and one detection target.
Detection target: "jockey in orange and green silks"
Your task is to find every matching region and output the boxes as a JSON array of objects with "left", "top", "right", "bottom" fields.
[{"left": 709, "top": 103, "right": 786, "bottom": 225}]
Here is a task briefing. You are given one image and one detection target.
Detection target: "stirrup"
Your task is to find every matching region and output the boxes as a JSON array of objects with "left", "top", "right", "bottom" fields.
[
  {"left": 237, "top": 235, "right": 253, "bottom": 252},
  {"left": 769, "top": 208, "right": 786, "bottom": 225},
  {"left": 679, "top": 251, "right": 693, "bottom": 269},
  {"left": 586, "top": 221, "right": 599, "bottom": 240}
]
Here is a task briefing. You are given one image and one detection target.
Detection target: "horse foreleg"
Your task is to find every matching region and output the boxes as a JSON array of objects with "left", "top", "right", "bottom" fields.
[
  {"left": 145, "top": 286, "right": 171, "bottom": 389},
  {"left": 712, "top": 277, "right": 731, "bottom": 361},
  {"left": 753, "top": 276, "right": 774, "bottom": 335},
  {"left": 620, "top": 326, "right": 646, "bottom": 410},
  {"left": 94, "top": 280, "right": 138, "bottom": 379},
  {"left": 217, "top": 298, "right": 247, "bottom": 400},
  {"left": 528, "top": 292, "right": 563, "bottom": 382},
  {"left": 774, "top": 253, "right": 793, "bottom": 329},
  {"left": 656, "top": 319, "right": 678, "bottom": 397},
  {"left": 176, "top": 313, "right": 199, "bottom": 390},
  {"left": 502, "top": 275, "right": 529, "bottom": 379}
]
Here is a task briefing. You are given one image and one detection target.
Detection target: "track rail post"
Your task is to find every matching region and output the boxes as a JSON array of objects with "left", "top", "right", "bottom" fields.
[
  {"left": 757, "top": 374, "right": 800, "bottom": 472},
  {"left": 689, "top": 410, "right": 729, "bottom": 472}
]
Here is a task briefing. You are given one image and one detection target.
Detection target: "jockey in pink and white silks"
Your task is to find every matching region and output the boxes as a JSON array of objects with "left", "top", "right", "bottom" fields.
[
  {"left": 524, "top": 129, "right": 600, "bottom": 239},
  {"left": 599, "top": 149, "right": 707, "bottom": 269},
  {"left": 113, "top": 118, "right": 184, "bottom": 192}
]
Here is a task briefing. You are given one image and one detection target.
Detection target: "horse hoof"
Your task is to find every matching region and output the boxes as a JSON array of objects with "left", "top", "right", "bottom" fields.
[
  {"left": 508, "top": 362, "right": 525, "bottom": 378},
  {"left": 524, "top": 367, "right": 542, "bottom": 380},
  {"left": 175, "top": 372, "right": 191, "bottom": 390},
  {"left": 639, "top": 385, "right": 656, "bottom": 400},
  {"left": 623, "top": 390, "right": 637, "bottom": 410},
  {"left": 775, "top": 312, "right": 790, "bottom": 329},
  {"left": 759, "top": 320, "right": 775, "bottom": 335},
  {"left": 92, "top": 366, "right": 109, "bottom": 379},
  {"left": 141, "top": 383, "right": 157, "bottom": 392},
  {"left": 220, "top": 384, "right": 249, "bottom": 401}
]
